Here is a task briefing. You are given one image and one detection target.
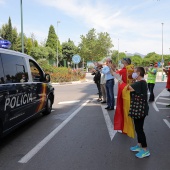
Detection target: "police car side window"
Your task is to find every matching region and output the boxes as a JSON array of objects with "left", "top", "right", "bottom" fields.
[
  {"left": 29, "top": 60, "right": 42, "bottom": 82},
  {"left": 1, "top": 54, "right": 28, "bottom": 83},
  {"left": 0, "top": 56, "right": 5, "bottom": 84}
]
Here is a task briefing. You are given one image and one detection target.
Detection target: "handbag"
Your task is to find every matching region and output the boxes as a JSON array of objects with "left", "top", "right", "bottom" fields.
[{"left": 128, "top": 81, "right": 148, "bottom": 119}]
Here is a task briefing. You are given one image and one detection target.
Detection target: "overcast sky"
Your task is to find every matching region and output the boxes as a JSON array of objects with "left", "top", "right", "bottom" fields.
[{"left": 0, "top": 0, "right": 170, "bottom": 55}]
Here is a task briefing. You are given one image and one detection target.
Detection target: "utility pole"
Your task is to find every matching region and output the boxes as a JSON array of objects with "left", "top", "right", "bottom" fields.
[
  {"left": 161, "top": 23, "right": 164, "bottom": 81},
  {"left": 57, "top": 21, "right": 60, "bottom": 67},
  {"left": 20, "top": 0, "right": 24, "bottom": 53}
]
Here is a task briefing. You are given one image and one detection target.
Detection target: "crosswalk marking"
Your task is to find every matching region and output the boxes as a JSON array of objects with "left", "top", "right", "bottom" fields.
[
  {"left": 159, "top": 97, "right": 170, "bottom": 100},
  {"left": 156, "top": 102, "right": 169, "bottom": 105}
]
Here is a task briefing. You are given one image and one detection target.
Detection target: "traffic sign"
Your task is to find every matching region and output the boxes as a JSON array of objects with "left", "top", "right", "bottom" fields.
[
  {"left": 72, "top": 55, "right": 81, "bottom": 64},
  {"left": 158, "top": 62, "right": 161, "bottom": 67}
]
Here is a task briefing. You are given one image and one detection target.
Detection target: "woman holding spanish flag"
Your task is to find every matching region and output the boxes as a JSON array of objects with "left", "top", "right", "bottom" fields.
[{"left": 108, "top": 58, "right": 135, "bottom": 138}]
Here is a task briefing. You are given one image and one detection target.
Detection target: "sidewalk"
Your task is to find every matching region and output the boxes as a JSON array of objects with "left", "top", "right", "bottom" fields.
[
  {"left": 52, "top": 79, "right": 93, "bottom": 85},
  {"left": 52, "top": 72, "right": 167, "bottom": 85}
]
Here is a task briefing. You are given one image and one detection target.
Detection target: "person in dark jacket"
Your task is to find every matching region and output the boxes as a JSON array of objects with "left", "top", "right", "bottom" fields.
[{"left": 91, "top": 63, "right": 102, "bottom": 101}]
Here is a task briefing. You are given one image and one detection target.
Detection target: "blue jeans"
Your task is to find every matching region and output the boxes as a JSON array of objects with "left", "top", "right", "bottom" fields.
[{"left": 106, "top": 79, "right": 115, "bottom": 108}]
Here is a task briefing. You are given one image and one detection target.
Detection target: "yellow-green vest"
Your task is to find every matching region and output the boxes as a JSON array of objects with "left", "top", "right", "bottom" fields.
[{"left": 147, "top": 68, "right": 157, "bottom": 83}]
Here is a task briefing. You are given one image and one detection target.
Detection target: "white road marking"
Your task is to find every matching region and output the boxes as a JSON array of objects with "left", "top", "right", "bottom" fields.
[
  {"left": 156, "top": 102, "right": 170, "bottom": 105},
  {"left": 152, "top": 101, "right": 159, "bottom": 112},
  {"left": 153, "top": 89, "right": 170, "bottom": 112},
  {"left": 101, "top": 105, "right": 117, "bottom": 141},
  {"left": 158, "top": 108, "right": 170, "bottom": 110},
  {"left": 163, "top": 119, "right": 170, "bottom": 129},
  {"left": 160, "top": 90, "right": 170, "bottom": 97},
  {"left": 58, "top": 100, "right": 80, "bottom": 104},
  {"left": 159, "top": 97, "right": 170, "bottom": 100},
  {"left": 18, "top": 100, "right": 89, "bottom": 164}
]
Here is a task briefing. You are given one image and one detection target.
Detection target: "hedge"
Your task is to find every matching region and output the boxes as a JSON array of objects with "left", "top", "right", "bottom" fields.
[{"left": 37, "top": 60, "right": 86, "bottom": 82}]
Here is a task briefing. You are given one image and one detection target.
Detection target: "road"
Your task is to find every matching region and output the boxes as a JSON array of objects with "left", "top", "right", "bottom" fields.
[{"left": 0, "top": 73, "right": 169, "bottom": 170}]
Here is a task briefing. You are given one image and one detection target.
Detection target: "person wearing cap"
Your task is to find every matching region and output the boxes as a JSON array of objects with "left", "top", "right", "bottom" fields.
[{"left": 146, "top": 63, "right": 157, "bottom": 102}]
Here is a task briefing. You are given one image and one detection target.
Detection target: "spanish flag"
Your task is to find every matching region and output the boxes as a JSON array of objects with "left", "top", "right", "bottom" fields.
[{"left": 114, "top": 64, "right": 135, "bottom": 138}]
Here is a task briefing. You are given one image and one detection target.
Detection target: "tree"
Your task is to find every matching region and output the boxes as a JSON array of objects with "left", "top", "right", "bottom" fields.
[
  {"left": 62, "top": 39, "right": 77, "bottom": 63},
  {"left": 0, "top": 24, "right": 8, "bottom": 39},
  {"left": 46, "top": 25, "right": 58, "bottom": 50},
  {"left": 30, "top": 33, "right": 38, "bottom": 47},
  {"left": 96, "top": 32, "right": 113, "bottom": 59},
  {"left": 30, "top": 46, "right": 55, "bottom": 63},
  {"left": 15, "top": 33, "right": 27, "bottom": 53},
  {"left": 11, "top": 27, "right": 18, "bottom": 51},
  {"left": 78, "top": 28, "right": 113, "bottom": 62},
  {"left": 0, "top": 17, "right": 13, "bottom": 47},
  {"left": 26, "top": 38, "right": 33, "bottom": 55},
  {"left": 164, "top": 55, "right": 170, "bottom": 65},
  {"left": 131, "top": 55, "right": 143, "bottom": 66},
  {"left": 111, "top": 51, "right": 126, "bottom": 66},
  {"left": 30, "top": 47, "right": 41, "bottom": 60},
  {"left": 46, "top": 25, "right": 62, "bottom": 66},
  {"left": 143, "top": 52, "right": 161, "bottom": 66},
  {"left": 6, "top": 17, "right": 13, "bottom": 42},
  {"left": 78, "top": 28, "right": 97, "bottom": 61}
]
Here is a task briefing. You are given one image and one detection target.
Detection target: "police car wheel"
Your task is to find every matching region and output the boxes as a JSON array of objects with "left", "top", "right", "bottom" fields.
[{"left": 42, "top": 97, "right": 52, "bottom": 115}]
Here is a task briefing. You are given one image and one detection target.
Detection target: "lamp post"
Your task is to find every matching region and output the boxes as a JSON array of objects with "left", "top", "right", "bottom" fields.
[
  {"left": 20, "top": 0, "right": 24, "bottom": 53},
  {"left": 57, "top": 21, "right": 60, "bottom": 67},
  {"left": 161, "top": 23, "right": 164, "bottom": 80}
]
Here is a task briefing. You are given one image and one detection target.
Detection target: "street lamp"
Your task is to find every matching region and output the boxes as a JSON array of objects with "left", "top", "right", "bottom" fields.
[
  {"left": 161, "top": 23, "right": 164, "bottom": 80},
  {"left": 56, "top": 21, "right": 60, "bottom": 67},
  {"left": 20, "top": 0, "right": 24, "bottom": 53}
]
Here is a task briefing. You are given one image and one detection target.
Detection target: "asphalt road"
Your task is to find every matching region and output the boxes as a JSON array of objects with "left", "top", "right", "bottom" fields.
[{"left": 0, "top": 74, "right": 169, "bottom": 170}]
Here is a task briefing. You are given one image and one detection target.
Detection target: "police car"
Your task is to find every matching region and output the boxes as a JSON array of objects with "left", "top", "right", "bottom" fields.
[{"left": 0, "top": 47, "right": 54, "bottom": 140}]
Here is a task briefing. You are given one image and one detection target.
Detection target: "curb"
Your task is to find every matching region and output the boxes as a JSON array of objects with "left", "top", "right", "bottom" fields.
[{"left": 52, "top": 80, "right": 93, "bottom": 85}]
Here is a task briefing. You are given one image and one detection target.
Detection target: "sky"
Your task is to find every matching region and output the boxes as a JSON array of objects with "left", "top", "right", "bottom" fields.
[{"left": 0, "top": 0, "right": 170, "bottom": 55}]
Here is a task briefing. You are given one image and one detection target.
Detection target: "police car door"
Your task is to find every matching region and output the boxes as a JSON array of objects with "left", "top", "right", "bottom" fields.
[{"left": 28, "top": 59, "right": 47, "bottom": 114}]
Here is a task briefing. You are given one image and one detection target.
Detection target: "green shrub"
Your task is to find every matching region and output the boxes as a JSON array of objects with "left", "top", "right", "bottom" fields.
[{"left": 37, "top": 59, "right": 86, "bottom": 82}]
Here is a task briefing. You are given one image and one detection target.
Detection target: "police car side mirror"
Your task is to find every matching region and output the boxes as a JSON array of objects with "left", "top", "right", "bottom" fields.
[{"left": 45, "top": 74, "right": 51, "bottom": 82}]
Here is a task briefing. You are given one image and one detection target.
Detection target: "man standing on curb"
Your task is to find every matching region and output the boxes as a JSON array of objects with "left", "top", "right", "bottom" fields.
[
  {"left": 102, "top": 58, "right": 115, "bottom": 110},
  {"left": 146, "top": 63, "right": 157, "bottom": 102}
]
